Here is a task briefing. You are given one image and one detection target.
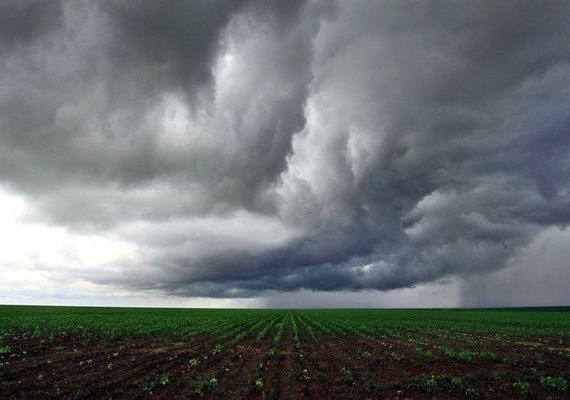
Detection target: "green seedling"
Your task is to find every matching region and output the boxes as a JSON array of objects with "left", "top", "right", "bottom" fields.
[
  {"left": 189, "top": 357, "right": 199, "bottom": 367},
  {"left": 513, "top": 380, "right": 530, "bottom": 393},
  {"left": 212, "top": 344, "right": 223, "bottom": 355},
  {"left": 540, "top": 376, "right": 568, "bottom": 392}
]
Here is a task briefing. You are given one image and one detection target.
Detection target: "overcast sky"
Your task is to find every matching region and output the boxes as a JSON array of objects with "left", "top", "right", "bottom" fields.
[{"left": 1, "top": 0, "right": 569, "bottom": 308}]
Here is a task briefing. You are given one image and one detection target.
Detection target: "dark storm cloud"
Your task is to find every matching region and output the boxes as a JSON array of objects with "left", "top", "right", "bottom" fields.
[
  {"left": 102, "top": 0, "right": 247, "bottom": 96},
  {"left": 0, "top": 0, "right": 62, "bottom": 50},
  {"left": 0, "top": 0, "right": 318, "bottom": 222},
  {"left": 1, "top": 0, "right": 570, "bottom": 299}
]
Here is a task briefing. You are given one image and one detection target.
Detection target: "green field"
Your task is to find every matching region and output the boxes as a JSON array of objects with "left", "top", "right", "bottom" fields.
[
  {"left": 2, "top": 305, "right": 569, "bottom": 337},
  {"left": 1, "top": 306, "right": 569, "bottom": 399}
]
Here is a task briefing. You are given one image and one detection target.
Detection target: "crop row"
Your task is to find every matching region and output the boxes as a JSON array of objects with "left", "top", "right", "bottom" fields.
[{"left": 1, "top": 306, "right": 569, "bottom": 343}]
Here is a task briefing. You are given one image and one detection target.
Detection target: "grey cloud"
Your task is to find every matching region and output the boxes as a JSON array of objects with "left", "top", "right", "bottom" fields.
[
  {"left": 461, "top": 227, "right": 570, "bottom": 307},
  {"left": 101, "top": 0, "right": 248, "bottom": 105},
  {"left": 0, "top": 0, "right": 62, "bottom": 50},
  {"left": 1, "top": 0, "right": 570, "bottom": 302},
  {"left": 0, "top": 0, "right": 318, "bottom": 221}
]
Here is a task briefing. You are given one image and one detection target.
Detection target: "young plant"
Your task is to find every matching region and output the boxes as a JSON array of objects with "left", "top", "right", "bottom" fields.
[
  {"left": 212, "top": 344, "right": 223, "bottom": 355},
  {"left": 189, "top": 357, "right": 199, "bottom": 367},
  {"left": 141, "top": 380, "right": 157, "bottom": 395},
  {"left": 339, "top": 367, "right": 353, "bottom": 383},
  {"left": 456, "top": 350, "right": 477, "bottom": 363},
  {"left": 512, "top": 380, "right": 530, "bottom": 394},
  {"left": 188, "top": 377, "right": 218, "bottom": 396},
  {"left": 415, "top": 347, "right": 437, "bottom": 362},
  {"left": 159, "top": 373, "right": 170, "bottom": 386},
  {"left": 540, "top": 376, "right": 568, "bottom": 392}
]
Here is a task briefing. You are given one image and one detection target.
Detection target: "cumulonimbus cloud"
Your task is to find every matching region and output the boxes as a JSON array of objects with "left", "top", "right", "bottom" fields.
[{"left": 0, "top": 0, "right": 569, "bottom": 299}]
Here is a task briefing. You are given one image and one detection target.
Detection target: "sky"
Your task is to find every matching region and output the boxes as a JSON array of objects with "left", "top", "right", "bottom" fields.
[{"left": 1, "top": 0, "right": 569, "bottom": 308}]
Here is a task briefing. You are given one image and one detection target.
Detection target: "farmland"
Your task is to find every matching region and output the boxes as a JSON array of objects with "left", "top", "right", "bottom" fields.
[{"left": 0, "top": 306, "right": 569, "bottom": 399}]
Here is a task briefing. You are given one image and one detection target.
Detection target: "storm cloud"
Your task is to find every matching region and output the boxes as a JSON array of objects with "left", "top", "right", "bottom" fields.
[{"left": 1, "top": 0, "right": 569, "bottom": 304}]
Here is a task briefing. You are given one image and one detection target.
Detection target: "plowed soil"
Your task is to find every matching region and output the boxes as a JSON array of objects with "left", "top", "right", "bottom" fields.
[{"left": 1, "top": 325, "right": 569, "bottom": 399}]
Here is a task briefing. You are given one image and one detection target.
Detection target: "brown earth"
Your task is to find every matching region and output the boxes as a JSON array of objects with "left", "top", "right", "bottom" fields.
[{"left": 1, "top": 329, "right": 569, "bottom": 399}]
